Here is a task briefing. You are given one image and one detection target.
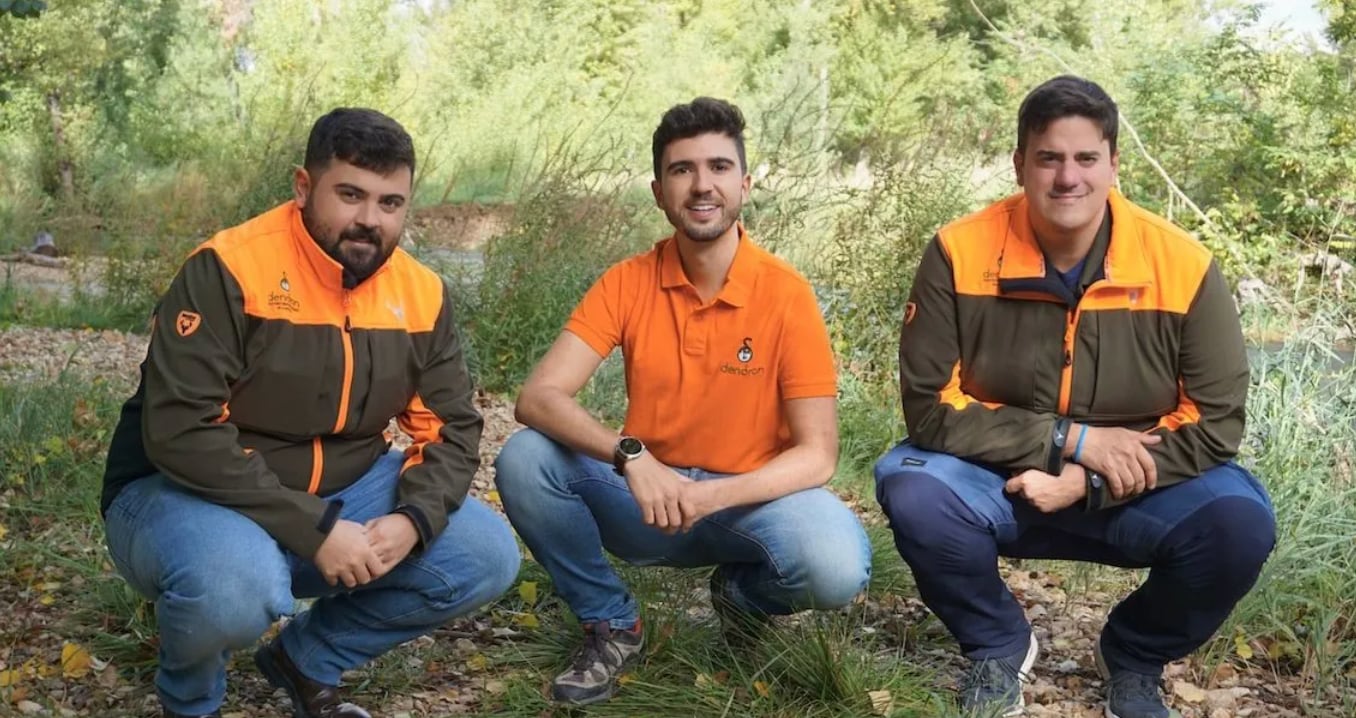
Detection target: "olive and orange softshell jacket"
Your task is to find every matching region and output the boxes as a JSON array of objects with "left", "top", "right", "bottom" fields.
[
  {"left": 102, "top": 202, "right": 482, "bottom": 558},
  {"left": 900, "top": 189, "right": 1249, "bottom": 509}
]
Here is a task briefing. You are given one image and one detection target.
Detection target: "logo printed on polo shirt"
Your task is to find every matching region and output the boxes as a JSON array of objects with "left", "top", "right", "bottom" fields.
[
  {"left": 737, "top": 337, "right": 753, "bottom": 363},
  {"left": 723, "top": 337, "right": 764, "bottom": 377},
  {"left": 279, "top": 272, "right": 291, "bottom": 292}
]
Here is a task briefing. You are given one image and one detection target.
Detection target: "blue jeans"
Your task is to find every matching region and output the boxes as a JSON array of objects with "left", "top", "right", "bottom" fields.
[
  {"left": 103, "top": 451, "right": 520, "bottom": 716},
  {"left": 494, "top": 429, "right": 872, "bottom": 629},
  {"left": 874, "top": 441, "right": 1275, "bottom": 675}
]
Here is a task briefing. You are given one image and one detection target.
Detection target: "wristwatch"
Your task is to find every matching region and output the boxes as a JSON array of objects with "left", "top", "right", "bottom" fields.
[{"left": 613, "top": 435, "right": 646, "bottom": 475}]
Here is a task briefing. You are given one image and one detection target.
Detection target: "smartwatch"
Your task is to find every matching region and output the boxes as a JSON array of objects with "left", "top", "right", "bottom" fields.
[{"left": 613, "top": 436, "right": 646, "bottom": 475}]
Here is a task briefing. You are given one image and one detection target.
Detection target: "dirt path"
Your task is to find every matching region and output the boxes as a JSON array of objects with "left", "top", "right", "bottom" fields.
[{"left": 0, "top": 325, "right": 1337, "bottom": 716}]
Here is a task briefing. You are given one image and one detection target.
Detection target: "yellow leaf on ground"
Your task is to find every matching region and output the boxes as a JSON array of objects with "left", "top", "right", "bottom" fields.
[
  {"left": 0, "top": 669, "right": 21, "bottom": 687},
  {"left": 465, "top": 654, "right": 488, "bottom": 672},
  {"left": 514, "top": 612, "right": 540, "bottom": 629},
  {"left": 867, "top": 689, "right": 894, "bottom": 716},
  {"left": 485, "top": 490, "right": 501, "bottom": 506},
  {"left": 62, "top": 642, "right": 93, "bottom": 679},
  {"left": 694, "top": 672, "right": 714, "bottom": 689},
  {"left": 1233, "top": 630, "right": 1254, "bottom": 660},
  {"left": 617, "top": 673, "right": 635, "bottom": 686},
  {"left": 752, "top": 680, "right": 771, "bottom": 698},
  {"left": 39, "top": 595, "right": 55, "bottom": 606},
  {"left": 517, "top": 580, "right": 538, "bottom": 606},
  {"left": 0, "top": 522, "right": 8, "bottom": 541}
]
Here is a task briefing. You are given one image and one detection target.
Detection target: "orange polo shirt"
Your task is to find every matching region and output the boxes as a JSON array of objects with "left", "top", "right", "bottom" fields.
[{"left": 564, "top": 227, "right": 837, "bottom": 474}]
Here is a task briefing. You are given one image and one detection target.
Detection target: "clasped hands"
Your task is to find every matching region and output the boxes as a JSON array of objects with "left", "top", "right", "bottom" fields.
[
  {"left": 313, "top": 513, "right": 419, "bottom": 588},
  {"left": 1006, "top": 426, "right": 1162, "bottom": 513},
  {"left": 622, "top": 453, "right": 721, "bottom": 535}
]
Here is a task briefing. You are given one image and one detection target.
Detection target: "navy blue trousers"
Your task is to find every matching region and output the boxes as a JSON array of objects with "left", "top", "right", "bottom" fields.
[{"left": 874, "top": 442, "right": 1275, "bottom": 675}]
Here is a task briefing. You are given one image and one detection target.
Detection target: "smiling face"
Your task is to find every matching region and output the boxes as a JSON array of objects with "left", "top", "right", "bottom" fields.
[
  {"left": 1014, "top": 115, "right": 1119, "bottom": 247},
  {"left": 294, "top": 159, "right": 411, "bottom": 287},
  {"left": 650, "top": 132, "right": 750, "bottom": 244}
]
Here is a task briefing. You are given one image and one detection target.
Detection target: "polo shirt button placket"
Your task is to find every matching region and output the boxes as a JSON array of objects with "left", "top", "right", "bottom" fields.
[{"left": 683, "top": 307, "right": 709, "bottom": 356}]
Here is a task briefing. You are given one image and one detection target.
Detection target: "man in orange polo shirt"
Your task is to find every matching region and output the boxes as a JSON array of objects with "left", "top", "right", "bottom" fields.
[{"left": 495, "top": 97, "right": 872, "bottom": 706}]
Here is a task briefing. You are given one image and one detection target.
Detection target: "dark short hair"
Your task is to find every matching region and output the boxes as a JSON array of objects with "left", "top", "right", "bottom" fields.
[
  {"left": 1016, "top": 76, "right": 1118, "bottom": 155},
  {"left": 304, "top": 107, "right": 416, "bottom": 176},
  {"left": 651, "top": 97, "right": 747, "bottom": 179}
]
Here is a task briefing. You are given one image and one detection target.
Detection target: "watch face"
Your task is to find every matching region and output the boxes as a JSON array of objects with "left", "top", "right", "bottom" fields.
[{"left": 619, "top": 437, "right": 644, "bottom": 456}]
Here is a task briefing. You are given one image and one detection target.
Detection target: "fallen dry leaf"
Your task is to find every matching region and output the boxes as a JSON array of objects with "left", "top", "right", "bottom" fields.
[
  {"left": 62, "top": 641, "right": 93, "bottom": 679},
  {"left": 868, "top": 689, "right": 894, "bottom": 716}
]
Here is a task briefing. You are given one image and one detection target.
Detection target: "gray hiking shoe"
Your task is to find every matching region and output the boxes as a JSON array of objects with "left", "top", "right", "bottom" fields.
[
  {"left": 550, "top": 622, "right": 645, "bottom": 705},
  {"left": 709, "top": 567, "right": 772, "bottom": 648},
  {"left": 1095, "top": 640, "right": 1182, "bottom": 718},
  {"left": 960, "top": 633, "right": 1038, "bottom": 717}
]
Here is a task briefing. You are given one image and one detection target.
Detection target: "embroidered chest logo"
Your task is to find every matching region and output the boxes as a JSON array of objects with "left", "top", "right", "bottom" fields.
[
  {"left": 268, "top": 271, "right": 301, "bottom": 313},
  {"left": 387, "top": 301, "right": 405, "bottom": 321},
  {"left": 721, "top": 337, "right": 765, "bottom": 377},
  {"left": 737, "top": 337, "right": 753, "bottom": 363},
  {"left": 175, "top": 310, "right": 201, "bottom": 337}
]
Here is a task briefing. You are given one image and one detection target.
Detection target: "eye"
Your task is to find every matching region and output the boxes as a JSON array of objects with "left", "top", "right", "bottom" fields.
[
  {"left": 339, "top": 188, "right": 361, "bottom": 201},
  {"left": 380, "top": 197, "right": 404, "bottom": 211}
]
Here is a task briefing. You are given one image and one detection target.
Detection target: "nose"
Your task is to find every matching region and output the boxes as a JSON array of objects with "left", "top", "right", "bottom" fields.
[
  {"left": 1053, "top": 160, "right": 1079, "bottom": 190},
  {"left": 690, "top": 167, "right": 714, "bottom": 195},
  {"left": 355, "top": 199, "right": 380, "bottom": 228}
]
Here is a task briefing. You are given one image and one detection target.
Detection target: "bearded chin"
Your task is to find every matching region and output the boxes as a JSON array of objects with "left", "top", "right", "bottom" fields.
[{"left": 300, "top": 201, "right": 392, "bottom": 288}]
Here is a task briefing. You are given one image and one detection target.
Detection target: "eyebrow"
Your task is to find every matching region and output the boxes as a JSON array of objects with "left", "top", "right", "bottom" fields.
[
  {"left": 665, "top": 156, "right": 738, "bottom": 172},
  {"left": 335, "top": 183, "right": 406, "bottom": 202},
  {"left": 1034, "top": 150, "right": 1101, "bottom": 159}
]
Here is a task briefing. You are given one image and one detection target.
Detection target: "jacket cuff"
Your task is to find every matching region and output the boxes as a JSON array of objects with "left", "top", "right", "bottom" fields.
[{"left": 393, "top": 504, "right": 434, "bottom": 552}]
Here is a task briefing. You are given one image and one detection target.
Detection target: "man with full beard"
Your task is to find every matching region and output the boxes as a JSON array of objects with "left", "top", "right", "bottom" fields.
[
  {"left": 101, "top": 108, "right": 519, "bottom": 718},
  {"left": 494, "top": 97, "right": 872, "bottom": 706}
]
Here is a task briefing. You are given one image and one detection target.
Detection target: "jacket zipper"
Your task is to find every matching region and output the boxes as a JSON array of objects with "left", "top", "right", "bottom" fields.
[
  {"left": 1055, "top": 279, "right": 1148, "bottom": 415},
  {"left": 310, "top": 290, "right": 356, "bottom": 495}
]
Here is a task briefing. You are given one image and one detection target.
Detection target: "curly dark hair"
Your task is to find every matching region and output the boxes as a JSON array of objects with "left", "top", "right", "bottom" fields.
[{"left": 651, "top": 97, "right": 747, "bottom": 179}]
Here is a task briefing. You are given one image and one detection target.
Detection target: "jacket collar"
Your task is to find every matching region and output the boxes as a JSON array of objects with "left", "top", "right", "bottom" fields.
[
  {"left": 289, "top": 201, "right": 395, "bottom": 292},
  {"left": 999, "top": 188, "right": 1153, "bottom": 287},
  {"left": 659, "top": 223, "right": 761, "bottom": 307}
]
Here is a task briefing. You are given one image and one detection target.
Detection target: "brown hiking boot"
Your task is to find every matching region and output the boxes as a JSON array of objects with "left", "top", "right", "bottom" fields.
[{"left": 253, "top": 639, "right": 371, "bottom": 718}]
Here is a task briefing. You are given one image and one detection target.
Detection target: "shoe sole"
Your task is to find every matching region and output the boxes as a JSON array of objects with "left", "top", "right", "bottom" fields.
[{"left": 254, "top": 646, "right": 312, "bottom": 718}]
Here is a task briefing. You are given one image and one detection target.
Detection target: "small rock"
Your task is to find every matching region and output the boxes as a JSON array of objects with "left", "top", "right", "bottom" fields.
[
  {"left": 17, "top": 701, "right": 44, "bottom": 715},
  {"left": 1056, "top": 659, "right": 1080, "bottom": 674}
]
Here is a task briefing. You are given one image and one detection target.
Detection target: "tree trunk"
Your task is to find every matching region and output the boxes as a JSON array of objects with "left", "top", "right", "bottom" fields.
[{"left": 46, "top": 90, "right": 74, "bottom": 201}]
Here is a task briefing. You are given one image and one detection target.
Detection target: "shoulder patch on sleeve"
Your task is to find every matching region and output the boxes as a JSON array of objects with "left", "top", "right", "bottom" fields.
[{"left": 175, "top": 310, "right": 202, "bottom": 337}]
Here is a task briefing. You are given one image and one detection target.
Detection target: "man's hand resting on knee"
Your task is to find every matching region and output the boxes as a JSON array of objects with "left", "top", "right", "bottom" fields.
[
  {"left": 1073, "top": 425, "right": 1162, "bottom": 500},
  {"left": 1006, "top": 462, "right": 1088, "bottom": 513},
  {"left": 365, "top": 513, "right": 420, "bottom": 572},
  {"left": 622, "top": 453, "right": 695, "bottom": 535},
  {"left": 314, "top": 519, "right": 386, "bottom": 588}
]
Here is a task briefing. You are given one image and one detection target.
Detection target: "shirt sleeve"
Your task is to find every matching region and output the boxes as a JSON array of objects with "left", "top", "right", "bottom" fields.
[
  {"left": 563, "top": 263, "right": 628, "bottom": 357},
  {"left": 778, "top": 279, "right": 838, "bottom": 399}
]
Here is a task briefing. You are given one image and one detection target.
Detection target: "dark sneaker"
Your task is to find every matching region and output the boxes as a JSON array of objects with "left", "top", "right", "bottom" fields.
[
  {"left": 959, "top": 633, "right": 1038, "bottom": 717},
  {"left": 1095, "top": 640, "right": 1182, "bottom": 718},
  {"left": 254, "top": 639, "right": 372, "bottom": 718},
  {"left": 551, "top": 621, "right": 645, "bottom": 705},
  {"left": 709, "top": 566, "right": 772, "bottom": 648},
  {"left": 163, "top": 710, "right": 222, "bottom": 718}
]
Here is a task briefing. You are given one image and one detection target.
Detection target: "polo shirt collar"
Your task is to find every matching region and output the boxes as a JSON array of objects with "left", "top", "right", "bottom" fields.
[{"left": 658, "top": 223, "right": 762, "bottom": 307}]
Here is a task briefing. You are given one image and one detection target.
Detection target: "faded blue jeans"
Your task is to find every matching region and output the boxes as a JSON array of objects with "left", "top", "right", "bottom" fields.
[
  {"left": 493, "top": 428, "right": 872, "bottom": 629},
  {"left": 103, "top": 450, "right": 520, "bottom": 716}
]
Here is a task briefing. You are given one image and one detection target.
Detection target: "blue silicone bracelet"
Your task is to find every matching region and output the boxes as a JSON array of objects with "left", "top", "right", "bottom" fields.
[{"left": 1072, "top": 425, "right": 1088, "bottom": 463}]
